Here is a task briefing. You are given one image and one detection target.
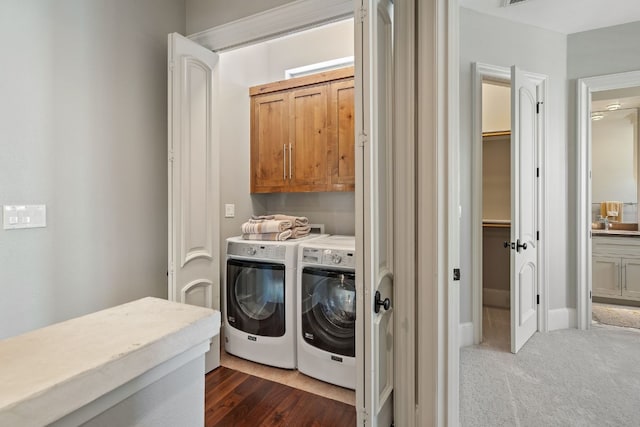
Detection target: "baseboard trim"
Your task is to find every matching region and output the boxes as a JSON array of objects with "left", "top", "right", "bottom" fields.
[
  {"left": 548, "top": 308, "right": 577, "bottom": 331},
  {"left": 483, "top": 288, "right": 510, "bottom": 309},
  {"left": 459, "top": 322, "right": 474, "bottom": 348}
]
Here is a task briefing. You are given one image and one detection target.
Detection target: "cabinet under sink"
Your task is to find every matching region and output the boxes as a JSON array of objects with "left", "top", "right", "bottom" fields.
[{"left": 593, "top": 236, "right": 640, "bottom": 301}]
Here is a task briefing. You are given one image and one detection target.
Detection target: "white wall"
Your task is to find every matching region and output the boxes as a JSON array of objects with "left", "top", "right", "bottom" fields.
[
  {"left": 186, "top": 0, "right": 296, "bottom": 34},
  {"left": 0, "top": 0, "right": 185, "bottom": 339},
  {"left": 460, "top": 8, "right": 568, "bottom": 323},
  {"left": 215, "top": 19, "right": 355, "bottom": 278}
]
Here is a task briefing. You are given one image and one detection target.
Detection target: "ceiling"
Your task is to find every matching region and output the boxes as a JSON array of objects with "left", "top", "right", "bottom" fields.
[{"left": 459, "top": 0, "right": 640, "bottom": 34}]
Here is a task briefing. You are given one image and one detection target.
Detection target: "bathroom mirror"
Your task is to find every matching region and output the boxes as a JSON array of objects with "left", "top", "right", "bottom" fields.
[{"left": 591, "top": 92, "right": 640, "bottom": 221}]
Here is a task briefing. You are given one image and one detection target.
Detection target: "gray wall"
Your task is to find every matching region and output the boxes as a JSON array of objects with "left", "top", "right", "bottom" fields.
[
  {"left": 459, "top": 8, "right": 569, "bottom": 323},
  {"left": 568, "top": 21, "right": 640, "bottom": 79},
  {"left": 186, "top": 0, "right": 296, "bottom": 34},
  {"left": 0, "top": 0, "right": 185, "bottom": 339}
]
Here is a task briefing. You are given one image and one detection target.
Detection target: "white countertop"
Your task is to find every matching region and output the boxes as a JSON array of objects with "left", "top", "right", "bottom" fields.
[{"left": 0, "top": 297, "right": 220, "bottom": 426}]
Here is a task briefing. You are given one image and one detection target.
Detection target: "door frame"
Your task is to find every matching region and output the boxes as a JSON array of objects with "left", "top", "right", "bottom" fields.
[
  {"left": 187, "top": 0, "right": 421, "bottom": 424},
  {"left": 470, "top": 63, "right": 549, "bottom": 345},
  {"left": 576, "top": 69, "right": 640, "bottom": 330},
  {"left": 416, "top": 0, "right": 460, "bottom": 425}
]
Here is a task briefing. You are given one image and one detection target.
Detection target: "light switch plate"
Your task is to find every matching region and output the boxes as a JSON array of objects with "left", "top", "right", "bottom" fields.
[
  {"left": 3, "top": 205, "right": 47, "bottom": 230},
  {"left": 224, "top": 204, "right": 235, "bottom": 218}
]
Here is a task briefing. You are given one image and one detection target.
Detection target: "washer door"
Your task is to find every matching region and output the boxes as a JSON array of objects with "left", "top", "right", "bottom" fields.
[
  {"left": 226, "top": 259, "right": 285, "bottom": 337},
  {"left": 301, "top": 267, "right": 356, "bottom": 357}
]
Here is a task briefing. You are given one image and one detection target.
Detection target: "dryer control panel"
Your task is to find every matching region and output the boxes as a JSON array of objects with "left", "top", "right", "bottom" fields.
[
  {"left": 302, "top": 247, "right": 356, "bottom": 268},
  {"left": 227, "top": 241, "right": 286, "bottom": 260}
]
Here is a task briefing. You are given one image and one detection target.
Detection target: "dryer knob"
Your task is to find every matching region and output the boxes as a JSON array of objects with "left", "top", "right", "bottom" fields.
[
  {"left": 332, "top": 254, "right": 342, "bottom": 264},
  {"left": 247, "top": 247, "right": 257, "bottom": 256}
]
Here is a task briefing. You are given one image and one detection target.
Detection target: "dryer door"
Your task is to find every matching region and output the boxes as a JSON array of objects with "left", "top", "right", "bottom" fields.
[
  {"left": 226, "top": 259, "right": 286, "bottom": 337},
  {"left": 301, "top": 267, "right": 356, "bottom": 357}
]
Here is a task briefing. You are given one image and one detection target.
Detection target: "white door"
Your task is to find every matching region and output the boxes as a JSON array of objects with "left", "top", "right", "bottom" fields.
[
  {"left": 510, "top": 66, "right": 539, "bottom": 354},
  {"left": 168, "top": 33, "right": 220, "bottom": 370},
  {"left": 357, "top": 0, "right": 394, "bottom": 425}
]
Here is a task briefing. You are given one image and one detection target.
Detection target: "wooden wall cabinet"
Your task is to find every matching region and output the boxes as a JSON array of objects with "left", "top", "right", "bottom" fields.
[{"left": 250, "top": 67, "right": 355, "bottom": 193}]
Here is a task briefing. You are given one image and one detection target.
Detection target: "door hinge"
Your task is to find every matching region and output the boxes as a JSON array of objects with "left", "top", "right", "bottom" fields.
[
  {"left": 453, "top": 268, "right": 461, "bottom": 281},
  {"left": 168, "top": 149, "right": 175, "bottom": 163},
  {"left": 589, "top": 230, "right": 592, "bottom": 239},
  {"left": 169, "top": 60, "right": 175, "bottom": 71},
  {"left": 537, "top": 230, "right": 539, "bottom": 241},
  {"left": 536, "top": 101, "right": 544, "bottom": 114},
  {"left": 358, "top": 132, "right": 368, "bottom": 148},
  {"left": 537, "top": 294, "right": 540, "bottom": 305},
  {"left": 536, "top": 167, "right": 539, "bottom": 177},
  {"left": 358, "top": 5, "right": 368, "bottom": 22},
  {"left": 360, "top": 408, "right": 369, "bottom": 424},
  {"left": 590, "top": 290, "right": 592, "bottom": 300}
]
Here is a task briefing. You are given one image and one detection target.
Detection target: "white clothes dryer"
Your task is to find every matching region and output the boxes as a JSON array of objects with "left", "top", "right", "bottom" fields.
[
  {"left": 297, "top": 235, "right": 356, "bottom": 389},
  {"left": 224, "top": 234, "right": 327, "bottom": 369}
]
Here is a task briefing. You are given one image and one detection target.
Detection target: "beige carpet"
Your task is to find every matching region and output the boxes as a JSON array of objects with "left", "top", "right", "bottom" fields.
[
  {"left": 592, "top": 303, "right": 640, "bottom": 329},
  {"left": 461, "top": 322, "right": 640, "bottom": 426}
]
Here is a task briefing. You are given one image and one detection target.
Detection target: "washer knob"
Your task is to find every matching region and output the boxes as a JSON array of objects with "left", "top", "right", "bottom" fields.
[
  {"left": 332, "top": 254, "right": 342, "bottom": 264},
  {"left": 247, "top": 247, "right": 257, "bottom": 256}
]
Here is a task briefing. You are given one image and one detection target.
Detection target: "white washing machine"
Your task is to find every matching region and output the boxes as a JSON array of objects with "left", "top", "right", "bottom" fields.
[
  {"left": 297, "top": 235, "right": 356, "bottom": 389},
  {"left": 224, "top": 234, "right": 327, "bottom": 369}
]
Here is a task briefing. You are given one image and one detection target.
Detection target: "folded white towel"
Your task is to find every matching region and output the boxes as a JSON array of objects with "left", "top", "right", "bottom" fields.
[
  {"left": 251, "top": 214, "right": 309, "bottom": 227},
  {"left": 241, "top": 219, "right": 292, "bottom": 234},
  {"left": 290, "top": 225, "right": 311, "bottom": 239},
  {"left": 242, "top": 230, "right": 292, "bottom": 241}
]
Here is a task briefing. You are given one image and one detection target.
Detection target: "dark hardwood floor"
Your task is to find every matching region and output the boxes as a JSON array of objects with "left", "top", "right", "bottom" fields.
[{"left": 205, "top": 367, "right": 357, "bottom": 426}]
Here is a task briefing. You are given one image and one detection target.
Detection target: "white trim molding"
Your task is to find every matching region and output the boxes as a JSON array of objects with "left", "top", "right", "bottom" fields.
[
  {"left": 548, "top": 308, "right": 577, "bottom": 331},
  {"left": 576, "top": 69, "right": 640, "bottom": 330},
  {"left": 471, "top": 63, "right": 510, "bottom": 346},
  {"left": 188, "top": 0, "right": 354, "bottom": 52},
  {"left": 392, "top": 0, "right": 417, "bottom": 426},
  {"left": 459, "top": 322, "right": 474, "bottom": 348},
  {"left": 416, "top": 0, "right": 459, "bottom": 425}
]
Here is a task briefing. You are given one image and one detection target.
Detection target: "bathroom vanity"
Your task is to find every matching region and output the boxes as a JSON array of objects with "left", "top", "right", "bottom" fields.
[{"left": 592, "top": 230, "right": 640, "bottom": 302}]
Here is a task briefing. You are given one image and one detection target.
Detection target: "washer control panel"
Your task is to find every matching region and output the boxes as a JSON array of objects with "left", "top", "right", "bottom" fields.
[
  {"left": 302, "top": 247, "right": 356, "bottom": 268},
  {"left": 227, "top": 241, "right": 286, "bottom": 260}
]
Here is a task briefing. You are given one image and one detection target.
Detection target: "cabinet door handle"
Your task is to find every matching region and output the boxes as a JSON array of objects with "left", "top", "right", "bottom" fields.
[
  {"left": 624, "top": 264, "right": 627, "bottom": 290},
  {"left": 289, "top": 143, "right": 293, "bottom": 181},
  {"left": 283, "top": 144, "right": 287, "bottom": 180}
]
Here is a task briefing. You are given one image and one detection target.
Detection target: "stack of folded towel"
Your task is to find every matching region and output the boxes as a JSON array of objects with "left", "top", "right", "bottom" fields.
[
  {"left": 241, "top": 214, "right": 311, "bottom": 241},
  {"left": 600, "top": 201, "right": 623, "bottom": 222}
]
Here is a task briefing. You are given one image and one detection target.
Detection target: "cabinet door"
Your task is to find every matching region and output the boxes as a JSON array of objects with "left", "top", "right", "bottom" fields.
[
  {"left": 251, "top": 92, "right": 289, "bottom": 193},
  {"left": 592, "top": 256, "right": 621, "bottom": 297},
  {"left": 622, "top": 258, "right": 640, "bottom": 300},
  {"left": 288, "top": 85, "right": 329, "bottom": 191},
  {"left": 328, "top": 78, "right": 356, "bottom": 191}
]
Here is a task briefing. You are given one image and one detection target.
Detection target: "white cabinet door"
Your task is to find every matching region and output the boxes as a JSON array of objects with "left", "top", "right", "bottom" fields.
[
  {"left": 622, "top": 258, "right": 640, "bottom": 300},
  {"left": 593, "top": 256, "right": 621, "bottom": 298}
]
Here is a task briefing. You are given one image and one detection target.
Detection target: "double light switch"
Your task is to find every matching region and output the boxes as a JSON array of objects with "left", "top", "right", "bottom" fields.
[{"left": 3, "top": 205, "right": 47, "bottom": 230}]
